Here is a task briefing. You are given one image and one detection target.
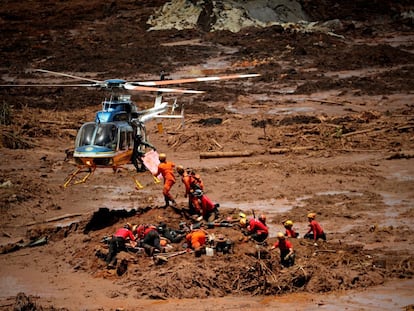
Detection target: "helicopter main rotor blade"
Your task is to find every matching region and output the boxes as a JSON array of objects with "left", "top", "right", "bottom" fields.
[
  {"left": 124, "top": 84, "right": 204, "bottom": 94},
  {"left": 132, "top": 73, "right": 260, "bottom": 86},
  {"left": 34, "top": 69, "right": 103, "bottom": 84},
  {"left": 0, "top": 84, "right": 97, "bottom": 87}
]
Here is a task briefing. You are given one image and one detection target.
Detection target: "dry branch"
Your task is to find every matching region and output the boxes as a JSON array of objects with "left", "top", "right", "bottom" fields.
[
  {"left": 342, "top": 127, "right": 385, "bottom": 137},
  {"left": 211, "top": 138, "right": 223, "bottom": 149}
]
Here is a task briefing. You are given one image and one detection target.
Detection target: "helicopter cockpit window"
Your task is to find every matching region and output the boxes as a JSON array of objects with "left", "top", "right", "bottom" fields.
[
  {"left": 94, "top": 124, "right": 118, "bottom": 150},
  {"left": 78, "top": 123, "right": 96, "bottom": 147}
]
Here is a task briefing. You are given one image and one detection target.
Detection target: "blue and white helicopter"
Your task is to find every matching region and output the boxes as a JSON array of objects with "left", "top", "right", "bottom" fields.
[{"left": 2, "top": 69, "right": 260, "bottom": 188}]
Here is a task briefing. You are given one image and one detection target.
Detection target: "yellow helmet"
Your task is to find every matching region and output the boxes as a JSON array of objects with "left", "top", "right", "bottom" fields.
[
  {"left": 277, "top": 232, "right": 285, "bottom": 239},
  {"left": 240, "top": 218, "right": 247, "bottom": 226},
  {"left": 239, "top": 212, "right": 246, "bottom": 219},
  {"left": 307, "top": 212, "right": 316, "bottom": 219},
  {"left": 159, "top": 153, "right": 167, "bottom": 162},
  {"left": 284, "top": 220, "right": 294, "bottom": 227}
]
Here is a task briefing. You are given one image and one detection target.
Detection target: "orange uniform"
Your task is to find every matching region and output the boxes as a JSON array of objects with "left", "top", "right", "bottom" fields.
[
  {"left": 186, "top": 229, "right": 206, "bottom": 250},
  {"left": 180, "top": 169, "right": 205, "bottom": 214},
  {"left": 155, "top": 161, "right": 176, "bottom": 206}
]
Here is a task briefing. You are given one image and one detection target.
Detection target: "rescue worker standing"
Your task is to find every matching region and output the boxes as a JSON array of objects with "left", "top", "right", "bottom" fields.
[
  {"left": 106, "top": 223, "right": 137, "bottom": 269},
  {"left": 304, "top": 212, "right": 326, "bottom": 245},
  {"left": 240, "top": 215, "right": 269, "bottom": 243},
  {"left": 271, "top": 232, "right": 295, "bottom": 267},
  {"left": 177, "top": 165, "right": 200, "bottom": 214},
  {"left": 176, "top": 165, "right": 205, "bottom": 215},
  {"left": 154, "top": 153, "right": 176, "bottom": 208}
]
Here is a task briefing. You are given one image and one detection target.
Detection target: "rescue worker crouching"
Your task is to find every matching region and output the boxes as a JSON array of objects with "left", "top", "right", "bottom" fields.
[
  {"left": 192, "top": 189, "right": 220, "bottom": 222},
  {"left": 106, "top": 223, "right": 137, "bottom": 269},
  {"left": 270, "top": 232, "right": 295, "bottom": 268},
  {"left": 136, "top": 224, "right": 164, "bottom": 256},
  {"left": 157, "top": 222, "right": 186, "bottom": 243},
  {"left": 185, "top": 224, "right": 208, "bottom": 257},
  {"left": 283, "top": 220, "right": 299, "bottom": 238},
  {"left": 304, "top": 212, "right": 326, "bottom": 246},
  {"left": 239, "top": 215, "right": 269, "bottom": 243}
]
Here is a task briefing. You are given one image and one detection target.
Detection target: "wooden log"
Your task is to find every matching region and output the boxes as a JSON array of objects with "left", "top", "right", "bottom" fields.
[
  {"left": 306, "top": 99, "right": 344, "bottom": 106},
  {"left": 269, "top": 146, "right": 316, "bottom": 154},
  {"left": 199, "top": 151, "right": 253, "bottom": 159},
  {"left": 26, "top": 213, "right": 84, "bottom": 226}
]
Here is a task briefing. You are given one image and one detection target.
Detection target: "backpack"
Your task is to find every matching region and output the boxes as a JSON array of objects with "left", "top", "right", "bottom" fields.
[{"left": 188, "top": 170, "right": 203, "bottom": 191}]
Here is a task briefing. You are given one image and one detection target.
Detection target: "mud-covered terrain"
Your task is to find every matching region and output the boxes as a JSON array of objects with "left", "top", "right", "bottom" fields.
[{"left": 0, "top": 0, "right": 413, "bottom": 310}]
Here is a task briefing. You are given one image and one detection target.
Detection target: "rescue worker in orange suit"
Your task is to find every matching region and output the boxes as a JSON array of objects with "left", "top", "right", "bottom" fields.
[
  {"left": 136, "top": 224, "right": 163, "bottom": 256},
  {"left": 176, "top": 165, "right": 204, "bottom": 215},
  {"left": 304, "top": 213, "right": 326, "bottom": 245},
  {"left": 176, "top": 165, "right": 200, "bottom": 214},
  {"left": 283, "top": 220, "right": 299, "bottom": 238},
  {"left": 193, "top": 189, "right": 220, "bottom": 222},
  {"left": 154, "top": 153, "right": 176, "bottom": 208},
  {"left": 271, "top": 232, "right": 295, "bottom": 267},
  {"left": 185, "top": 225, "right": 208, "bottom": 257},
  {"left": 106, "top": 223, "right": 137, "bottom": 268},
  {"left": 240, "top": 216, "right": 269, "bottom": 243}
]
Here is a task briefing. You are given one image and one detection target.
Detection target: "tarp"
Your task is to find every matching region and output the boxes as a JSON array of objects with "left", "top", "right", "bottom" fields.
[{"left": 142, "top": 150, "right": 161, "bottom": 178}]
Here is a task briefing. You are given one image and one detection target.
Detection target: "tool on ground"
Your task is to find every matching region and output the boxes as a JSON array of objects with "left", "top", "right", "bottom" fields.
[
  {"left": 153, "top": 250, "right": 193, "bottom": 264},
  {"left": 206, "top": 221, "right": 233, "bottom": 229}
]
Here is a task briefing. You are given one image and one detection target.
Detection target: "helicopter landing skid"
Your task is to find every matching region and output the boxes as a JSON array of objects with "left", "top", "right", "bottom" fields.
[
  {"left": 63, "top": 166, "right": 96, "bottom": 188},
  {"left": 114, "top": 167, "right": 145, "bottom": 190},
  {"left": 63, "top": 166, "right": 158, "bottom": 190}
]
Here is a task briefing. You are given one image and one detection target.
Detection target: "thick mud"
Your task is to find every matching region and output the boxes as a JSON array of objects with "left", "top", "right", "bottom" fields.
[{"left": 0, "top": 0, "right": 413, "bottom": 310}]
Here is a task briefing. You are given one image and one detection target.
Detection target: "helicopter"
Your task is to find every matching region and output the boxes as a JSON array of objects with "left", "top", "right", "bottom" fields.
[{"left": 1, "top": 69, "right": 260, "bottom": 188}]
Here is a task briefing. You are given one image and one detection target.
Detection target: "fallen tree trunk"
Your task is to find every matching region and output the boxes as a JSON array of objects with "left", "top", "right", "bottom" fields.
[
  {"left": 199, "top": 151, "right": 253, "bottom": 159},
  {"left": 269, "top": 146, "right": 316, "bottom": 154},
  {"left": 26, "top": 213, "right": 84, "bottom": 226}
]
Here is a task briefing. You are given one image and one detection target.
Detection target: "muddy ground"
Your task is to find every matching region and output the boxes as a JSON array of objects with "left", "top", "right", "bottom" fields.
[{"left": 0, "top": 0, "right": 414, "bottom": 310}]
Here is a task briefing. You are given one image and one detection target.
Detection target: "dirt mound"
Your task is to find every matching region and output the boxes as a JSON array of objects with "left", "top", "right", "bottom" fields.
[{"left": 4, "top": 205, "right": 412, "bottom": 301}]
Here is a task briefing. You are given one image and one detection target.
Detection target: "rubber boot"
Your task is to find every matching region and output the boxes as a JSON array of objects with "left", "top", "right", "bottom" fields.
[{"left": 160, "top": 196, "right": 169, "bottom": 208}]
